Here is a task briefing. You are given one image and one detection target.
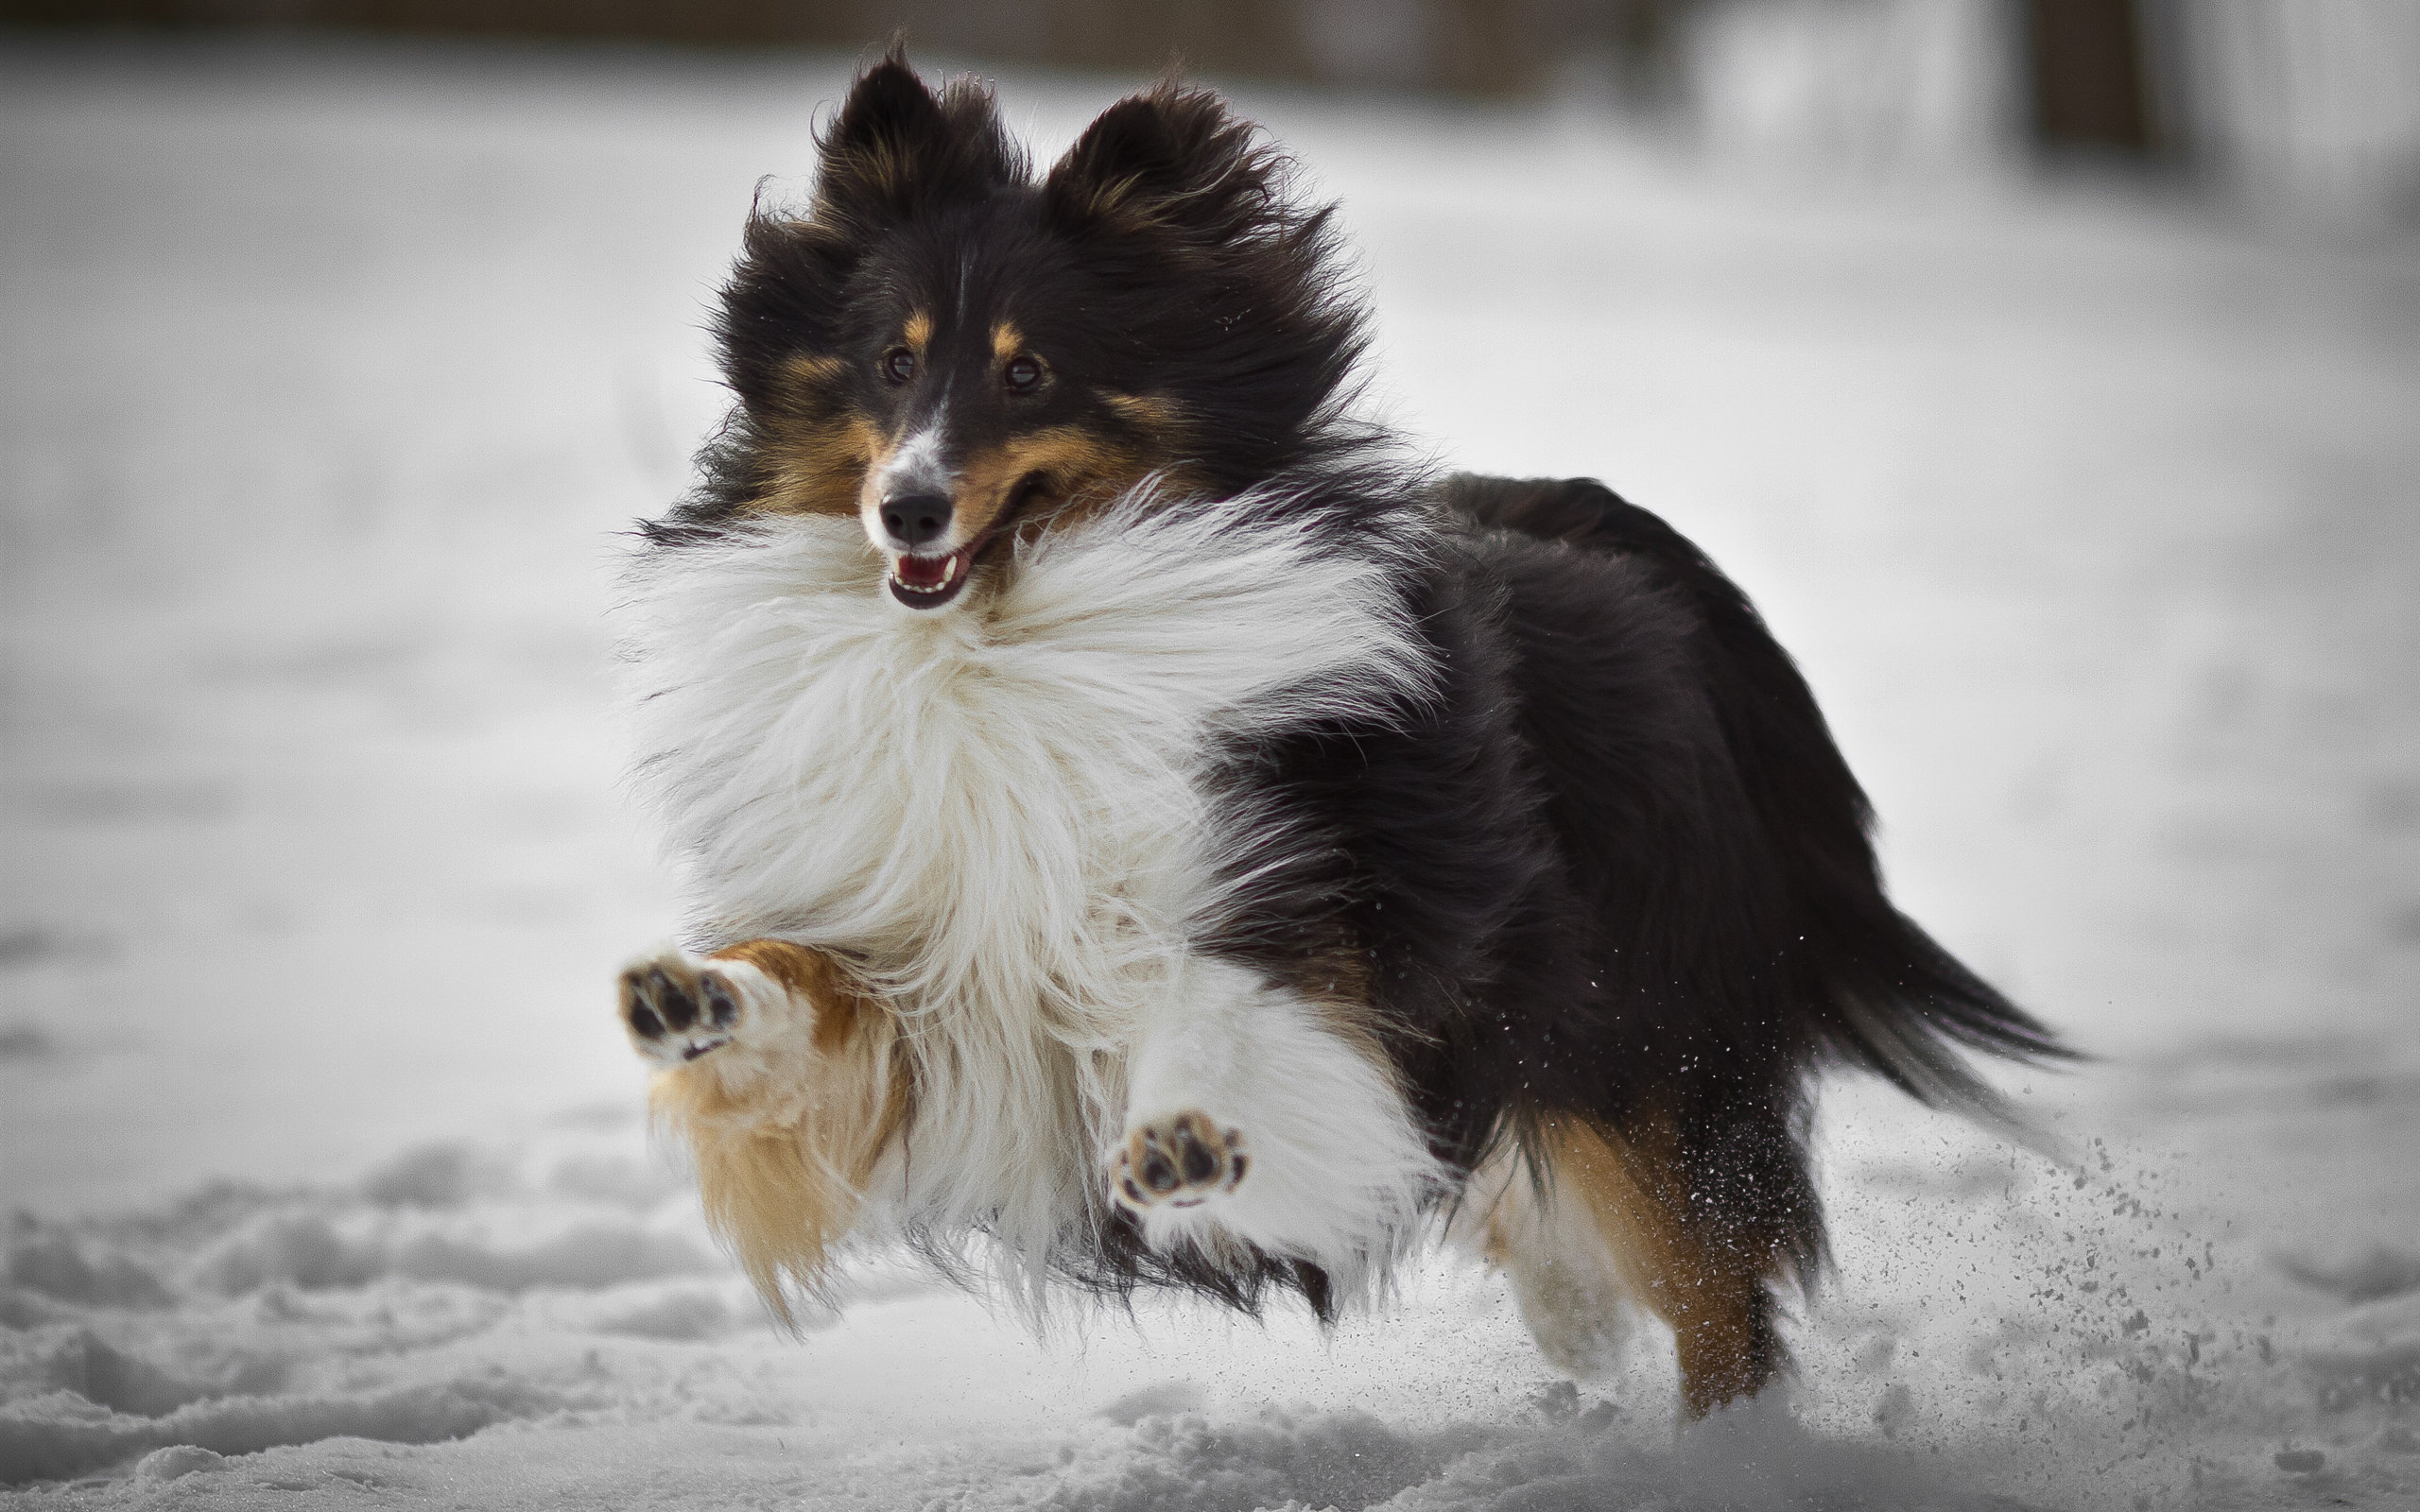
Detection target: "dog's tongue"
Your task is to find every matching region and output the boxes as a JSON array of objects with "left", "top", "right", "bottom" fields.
[{"left": 896, "top": 552, "right": 957, "bottom": 591}]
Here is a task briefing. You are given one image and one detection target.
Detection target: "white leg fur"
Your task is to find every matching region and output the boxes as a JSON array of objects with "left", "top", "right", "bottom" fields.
[
  {"left": 1452, "top": 1141, "right": 1634, "bottom": 1377},
  {"left": 1113, "top": 955, "right": 1442, "bottom": 1291}
]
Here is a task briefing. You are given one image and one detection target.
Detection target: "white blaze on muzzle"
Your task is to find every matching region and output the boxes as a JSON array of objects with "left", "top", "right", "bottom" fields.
[
  {"left": 867, "top": 421, "right": 958, "bottom": 545},
  {"left": 864, "top": 419, "right": 981, "bottom": 608}
]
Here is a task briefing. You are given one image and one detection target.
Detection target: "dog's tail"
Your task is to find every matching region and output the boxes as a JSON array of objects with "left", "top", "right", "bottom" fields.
[{"left": 1436, "top": 473, "right": 2076, "bottom": 1130}]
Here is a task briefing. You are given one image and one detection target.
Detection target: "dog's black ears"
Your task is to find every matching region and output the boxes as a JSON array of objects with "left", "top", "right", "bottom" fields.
[
  {"left": 812, "top": 49, "right": 1024, "bottom": 230},
  {"left": 1043, "top": 79, "right": 1285, "bottom": 247}
]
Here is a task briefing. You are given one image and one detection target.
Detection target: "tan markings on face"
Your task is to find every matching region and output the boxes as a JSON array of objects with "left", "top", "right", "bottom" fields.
[
  {"left": 991, "top": 321, "right": 1024, "bottom": 363},
  {"left": 903, "top": 310, "right": 933, "bottom": 352},
  {"left": 742, "top": 353, "right": 878, "bottom": 516},
  {"left": 766, "top": 417, "right": 881, "bottom": 517},
  {"left": 1098, "top": 391, "right": 1186, "bottom": 437},
  {"left": 851, "top": 412, "right": 1200, "bottom": 557},
  {"left": 951, "top": 425, "right": 1159, "bottom": 547}
]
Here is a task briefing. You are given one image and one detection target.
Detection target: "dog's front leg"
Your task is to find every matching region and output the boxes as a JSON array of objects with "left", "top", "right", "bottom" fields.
[
  {"left": 1110, "top": 955, "right": 1440, "bottom": 1288},
  {"left": 616, "top": 940, "right": 904, "bottom": 1314}
]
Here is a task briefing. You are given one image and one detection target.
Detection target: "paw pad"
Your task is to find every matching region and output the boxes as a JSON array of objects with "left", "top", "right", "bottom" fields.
[
  {"left": 619, "top": 954, "right": 741, "bottom": 1068},
  {"left": 1111, "top": 1111, "right": 1248, "bottom": 1212}
]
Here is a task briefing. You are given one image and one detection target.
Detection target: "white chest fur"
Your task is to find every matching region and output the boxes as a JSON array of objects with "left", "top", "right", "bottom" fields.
[{"left": 617, "top": 493, "right": 1437, "bottom": 1280}]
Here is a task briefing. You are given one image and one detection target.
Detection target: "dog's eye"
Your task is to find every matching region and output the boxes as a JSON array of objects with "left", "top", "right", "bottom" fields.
[
  {"left": 883, "top": 348, "right": 916, "bottom": 384},
  {"left": 1004, "top": 356, "right": 1044, "bottom": 394}
]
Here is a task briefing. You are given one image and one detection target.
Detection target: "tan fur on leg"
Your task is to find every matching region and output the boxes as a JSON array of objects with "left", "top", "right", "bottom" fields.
[
  {"left": 645, "top": 940, "right": 906, "bottom": 1323},
  {"left": 1466, "top": 1115, "right": 1789, "bottom": 1418},
  {"left": 1542, "top": 1117, "right": 1779, "bottom": 1417}
]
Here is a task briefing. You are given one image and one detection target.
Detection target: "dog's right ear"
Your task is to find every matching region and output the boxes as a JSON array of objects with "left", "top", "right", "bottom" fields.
[
  {"left": 812, "top": 52, "right": 1024, "bottom": 232},
  {"left": 717, "top": 53, "right": 1023, "bottom": 412}
]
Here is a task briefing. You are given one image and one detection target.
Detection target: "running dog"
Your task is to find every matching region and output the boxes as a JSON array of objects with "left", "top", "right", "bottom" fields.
[{"left": 613, "top": 53, "right": 2066, "bottom": 1418}]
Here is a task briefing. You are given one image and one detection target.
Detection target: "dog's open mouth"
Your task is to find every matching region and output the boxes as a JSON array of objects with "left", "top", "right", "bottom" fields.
[
  {"left": 887, "top": 547, "right": 970, "bottom": 608},
  {"left": 883, "top": 476, "right": 1048, "bottom": 610}
]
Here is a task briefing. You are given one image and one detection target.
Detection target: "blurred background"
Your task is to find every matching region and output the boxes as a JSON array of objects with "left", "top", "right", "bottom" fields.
[
  {"left": 2, "top": 1, "right": 2417, "bottom": 1503},
  {"left": 9, "top": 0, "right": 2420, "bottom": 214}
]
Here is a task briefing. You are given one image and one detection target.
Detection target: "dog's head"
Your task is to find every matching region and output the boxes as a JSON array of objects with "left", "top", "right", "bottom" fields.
[{"left": 710, "top": 53, "right": 1365, "bottom": 609}]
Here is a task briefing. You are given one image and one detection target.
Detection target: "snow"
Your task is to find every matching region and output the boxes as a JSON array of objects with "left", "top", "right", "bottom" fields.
[{"left": 3, "top": 32, "right": 2416, "bottom": 1510}]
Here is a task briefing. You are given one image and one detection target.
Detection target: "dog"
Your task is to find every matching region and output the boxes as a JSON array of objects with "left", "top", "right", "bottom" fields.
[{"left": 612, "top": 52, "right": 2067, "bottom": 1418}]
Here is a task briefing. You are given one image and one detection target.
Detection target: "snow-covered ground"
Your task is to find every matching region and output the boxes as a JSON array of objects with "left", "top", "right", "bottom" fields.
[{"left": 3, "top": 34, "right": 2415, "bottom": 1509}]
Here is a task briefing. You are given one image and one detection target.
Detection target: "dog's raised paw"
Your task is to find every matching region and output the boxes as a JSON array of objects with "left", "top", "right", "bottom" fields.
[
  {"left": 618, "top": 951, "right": 744, "bottom": 1070},
  {"left": 1111, "top": 1111, "right": 1249, "bottom": 1212}
]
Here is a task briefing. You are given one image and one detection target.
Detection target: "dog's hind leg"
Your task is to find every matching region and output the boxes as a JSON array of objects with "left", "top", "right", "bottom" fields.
[
  {"left": 618, "top": 940, "right": 905, "bottom": 1317},
  {"left": 1109, "top": 955, "right": 1440, "bottom": 1291},
  {"left": 1480, "top": 1115, "right": 1797, "bottom": 1418},
  {"left": 1456, "top": 1138, "right": 1636, "bottom": 1379}
]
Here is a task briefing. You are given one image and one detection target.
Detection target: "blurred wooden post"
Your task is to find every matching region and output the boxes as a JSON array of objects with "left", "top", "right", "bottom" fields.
[
  {"left": 1425, "top": 0, "right": 1685, "bottom": 98},
  {"left": 2025, "top": 0, "right": 2154, "bottom": 151},
  {"left": 1429, "top": 0, "right": 1539, "bottom": 94},
  {"left": 1018, "top": 0, "right": 1308, "bottom": 80}
]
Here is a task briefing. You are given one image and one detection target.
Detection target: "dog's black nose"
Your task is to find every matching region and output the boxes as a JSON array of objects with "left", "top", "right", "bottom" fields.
[{"left": 879, "top": 492, "right": 952, "bottom": 548}]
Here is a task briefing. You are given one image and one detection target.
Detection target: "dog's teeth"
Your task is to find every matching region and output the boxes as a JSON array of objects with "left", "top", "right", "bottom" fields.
[{"left": 890, "top": 553, "right": 963, "bottom": 594}]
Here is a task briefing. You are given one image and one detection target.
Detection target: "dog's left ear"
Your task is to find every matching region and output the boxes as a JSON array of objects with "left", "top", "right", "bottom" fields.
[
  {"left": 814, "top": 51, "right": 1024, "bottom": 232},
  {"left": 1042, "top": 80, "right": 1281, "bottom": 248}
]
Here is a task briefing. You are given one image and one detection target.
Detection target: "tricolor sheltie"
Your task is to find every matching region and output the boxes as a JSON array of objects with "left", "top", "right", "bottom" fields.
[{"left": 614, "top": 52, "right": 2066, "bottom": 1418}]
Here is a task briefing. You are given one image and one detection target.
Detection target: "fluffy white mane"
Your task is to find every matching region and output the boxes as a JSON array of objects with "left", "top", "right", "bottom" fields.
[{"left": 616, "top": 488, "right": 1439, "bottom": 1295}]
